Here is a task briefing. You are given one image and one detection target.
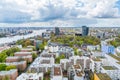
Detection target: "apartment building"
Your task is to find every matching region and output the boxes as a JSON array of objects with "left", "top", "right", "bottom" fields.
[
  {"left": 20, "top": 48, "right": 33, "bottom": 52},
  {"left": 92, "top": 58, "right": 102, "bottom": 73},
  {"left": 69, "top": 56, "right": 94, "bottom": 71},
  {"left": 6, "top": 55, "right": 33, "bottom": 63},
  {"left": 60, "top": 59, "right": 71, "bottom": 71},
  {"left": 6, "top": 61, "right": 27, "bottom": 71},
  {"left": 47, "top": 43, "right": 74, "bottom": 58},
  {"left": 0, "top": 69, "right": 18, "bottom": 80},
  {"left": 29, "top": 57, "right": 54, "bottom": 73},
  {"left": 101, "top": 66, "right": 120, "bottom": 80},
  {"left": 14, "top": 52, "right": 33, "bottom": 56}
]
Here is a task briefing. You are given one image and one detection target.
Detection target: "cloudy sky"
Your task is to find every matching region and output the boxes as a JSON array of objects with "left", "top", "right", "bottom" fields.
[{"left": 0, "top": 0, "right": 120, "bottom": 27}]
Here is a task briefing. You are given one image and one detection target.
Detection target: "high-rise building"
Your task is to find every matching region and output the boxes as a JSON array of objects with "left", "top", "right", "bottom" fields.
[
  {"left": 82, "top": 26, "right": 89, "bottom": 36},
  {"left": 55, "top": 27, "right": 60, "bottom": 35}
]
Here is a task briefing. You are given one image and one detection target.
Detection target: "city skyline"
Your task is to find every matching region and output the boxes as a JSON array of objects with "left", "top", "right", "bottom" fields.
[{"left": 0, "top": 0, "right": 120, "bottom": 27}]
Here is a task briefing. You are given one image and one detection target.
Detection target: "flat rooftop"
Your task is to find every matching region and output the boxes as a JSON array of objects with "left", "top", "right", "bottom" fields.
[
  {"left": 54, "top": 67, "right": 61, "bottom": 76},
  {"left": 16, "top": 73, "right": 43, "bottom": 80},
  {"left": 109, "top": 54, "right": 120, "bottom": 61},
  {"left": 117, "top": 62, "right": 120, "bottom": 64},
  {"left": 6, "top": 61, "right": 26, "bottom": 65},
  {"left": 0, "top": 69, "right": 17, "bottom": 75},
  {"left": 102, "top": 66, "right": 117, "bottom": 70},
  {"left": 21, "top": 48, "right": 33, "bottom": 50},
  {"left": 41, "top": 60, "right": 50, "bottom": 64},
  {"left": 15, "top": 52, "right": 32, "bottom": 54},
  {"left": 92, "top": 58, "right": 101, "bottom": 61},
  {"left": 6, "top": 55, "right": 32, "bottom": 59},
  {"left": 96, "top": 73, "right": 112, "bottom": 80}
]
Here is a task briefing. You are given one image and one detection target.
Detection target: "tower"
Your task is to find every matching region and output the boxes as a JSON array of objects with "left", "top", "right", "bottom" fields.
[{"left": 82, "top": 26, "right": 89, "bottom": 36}]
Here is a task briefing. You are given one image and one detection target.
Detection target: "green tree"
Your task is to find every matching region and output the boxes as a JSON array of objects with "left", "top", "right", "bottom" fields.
[
  {"left": 78, "top": 51, "right": 83, "bottom": 56},
  {"left": 55, "top": 54, "right": 65, "bottom": 64},
  {"left": 25, "top": 39, "right": 31, "bottom": 47},
  {"left": 0, "top": 64, "right": 7, "bottom": 71},
  {"left": 0, "top": 53, "right": 7, "bottom": 62},
  {"left": 6, "top": 65, "right": 16, "bottom": 71},
  {"left": 74, "top": 48, "right": 78, "bottom": 55},
  {"left": 32, "top": 53, "right": 38, "bottom": 60},
  {"left": 32, "top": 47, "right": 36, "bottom": 51},
  {"left": 39, "top": 44, "right": 44, "bottom": 51}
]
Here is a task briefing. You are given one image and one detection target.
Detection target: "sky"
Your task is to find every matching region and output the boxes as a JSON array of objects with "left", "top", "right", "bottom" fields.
[{"left": 0, "top": 0, "right": 120, "bottom": 27}]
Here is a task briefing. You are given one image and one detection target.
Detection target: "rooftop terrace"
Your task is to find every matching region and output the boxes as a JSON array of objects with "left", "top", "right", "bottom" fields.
[
  {"left": 109, "top": 54, "right": 120, "bottom": 61},
  {"left": 117, "top": 62, "right": 120, "bottom": 64},
  {"left": 54, "top": 67, "right": 61, "bottom": 76},
  {"left": 92, "top": 58, "right": 101, "bottom": 61},
  {"left": 96, "top": 73, "right": 112, "bottom": 80},
  {"left": 102, "top": 66, "right": 117, "bottom": 70},
  {"left": 0, "top": 69, "right": 17, "bottom": 75}
]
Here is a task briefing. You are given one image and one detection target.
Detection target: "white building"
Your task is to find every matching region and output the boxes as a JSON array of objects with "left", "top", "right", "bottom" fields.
[
  {"left": 87, "top": 45, "right": 100, "bottom": 51},
  {"left": 92, "top": 58, "right": 102, "bottom": 73},
  {"left": 60, "top": 59, "right": 71, "bottom": 71},
  {"left": 16, "top": 73, "right": 43, "bottom": 80},
  {"left": 116, "top": 46, "right": 120, "bottom": 53},
  {"left": 0, "top": 69, "right": 18, "bottom": 80},
  {"left": 29, "top": 57, "right": 54, "bottom": 73},
  {"left": 101, "top": 66, "right": 120, "bottom": 80},
  {"left": 42, "top": 32, "right": 51, "bottom": 39},
  {"left": 105, "top": 54, "right": 120, "bottom": 69},
  {"left": 48, "top": 43, "right": 59, "bottom": 53},
  {"left": 46, "top": 43, "right": 74, "bottom": 58},
  {"left": 69, "top": 56, "right": 94, "bottom": 71}
]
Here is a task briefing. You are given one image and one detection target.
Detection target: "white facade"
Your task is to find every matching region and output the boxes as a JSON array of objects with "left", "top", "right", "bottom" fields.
[
  {"left": 16, "top": 73, "right": 43, "bottom": 80},
  {"left": 29, "top": 57, "right": 55, "bottom": 73},
  {"left": 47, "top": 43, "right": 74, "bottom": 58},
  {"left": 48, "top": 45, "right": 59, "bottom": 53},
  {"left": 93, "top": 59, "right": 102, "bottom": 73},
  {"left": 60, "top": 59, "right": 70, "bottom": 70},
  {"left": 87, "top": 45, "right": 100, "bottom": 51},
  {"left": 74, "top": 76, "right": 84, "bottom": 80},
  {"left": 116, "top": 46, "right": 120, "bottom": 53},
  {"left": 69, "top": 56, "right": 94, "bottom": 70},
  {"left": 105, "top": 54, "right": 120, "bottom": 69}
]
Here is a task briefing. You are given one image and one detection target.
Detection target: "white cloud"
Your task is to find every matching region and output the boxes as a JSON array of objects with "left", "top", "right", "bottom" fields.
[{"left": 0, "top": 0, "right": 120, "bottom": 27}]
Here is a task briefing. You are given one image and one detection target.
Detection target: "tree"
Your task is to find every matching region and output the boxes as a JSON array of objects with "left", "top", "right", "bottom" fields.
[
  {"left": 32, "top": 53, "right": 38, "bottom": 60},
  {"left": 25, "top": 39, "right": 31, "bottom": 47},
  {"left": 55, "top": 54, "right": 65, "bottom": 64},
  {"left": 0, "top": 53, "right": 7, "bottom": 62},
  {"left": 39, "top": 44, "right": 44, "bottom": 51},
  {"left": 69, "top": 42, "right": 74, "bottom": 47},
  {"left": 60, "top": 54, "right": 65, "bottom": 59},
  {"left": 74, "top": 48, "right": 78, "bottom": 55},
  {"left": 32, "top": 47, "right": 36, "bottom": 51},
  {"left": 6, "top": 65, "right": 16, "bottom": 71},
  {"left": 78, "top": 51, "right": 83, "bottom": 56},
  {"left": 0, "top": 64, "right": 7, "bottom": 71}
]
